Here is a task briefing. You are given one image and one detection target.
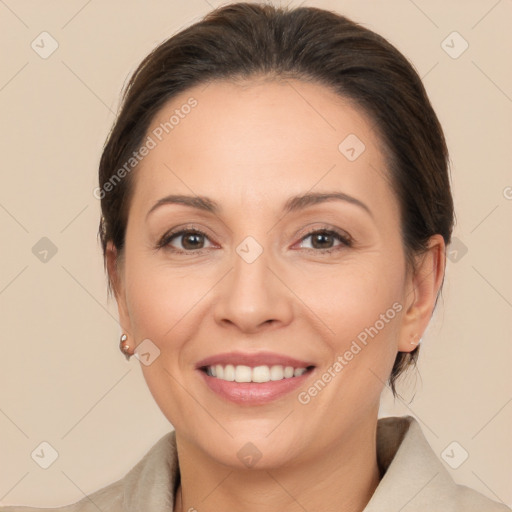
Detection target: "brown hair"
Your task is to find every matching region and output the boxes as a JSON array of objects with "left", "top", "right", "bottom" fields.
[{"left": 98, "top": 2, "right": 454, "bottom": 396}]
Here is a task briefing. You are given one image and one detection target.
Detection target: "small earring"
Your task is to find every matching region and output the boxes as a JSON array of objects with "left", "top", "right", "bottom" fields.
[
  {"left": 119, "top": 333, "right": 133, "bottom": 361},
  {"left": 410, "top": 333, "right": 421, "bottom": 346}
]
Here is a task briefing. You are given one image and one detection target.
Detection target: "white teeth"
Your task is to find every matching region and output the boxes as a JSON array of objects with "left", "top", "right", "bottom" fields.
[
  {"left": 253, "top": 365, "right": 270, "bottom": 382},
  {"left": 205, "top": 364, "right": 309, "bottom": 383},
  {"left": 235, "top": 365, "right": 252, "bottom": 382},
  {"left": 284, "top": 366, "right": 295, "bottom": 378},
  {"left": 224, "top": 364, "right": 235, "bottom": 381},
  {"left": 270, "top": 365, "right": 284, "bottom": 381}
]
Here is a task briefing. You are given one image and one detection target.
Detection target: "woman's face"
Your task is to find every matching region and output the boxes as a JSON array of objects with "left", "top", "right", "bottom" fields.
[{"left": 111, "top": 78, "right": 429, "bottom": 468}]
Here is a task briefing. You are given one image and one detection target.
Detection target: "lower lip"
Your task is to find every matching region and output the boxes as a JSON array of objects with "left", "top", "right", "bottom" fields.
[{"left": 197, "top": 368, "right": 314, "bottom": 405}]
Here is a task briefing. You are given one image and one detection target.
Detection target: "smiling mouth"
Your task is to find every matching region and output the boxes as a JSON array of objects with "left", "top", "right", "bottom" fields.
[{"left": 200, "top": 364, "right": 315, "bottom": 383}]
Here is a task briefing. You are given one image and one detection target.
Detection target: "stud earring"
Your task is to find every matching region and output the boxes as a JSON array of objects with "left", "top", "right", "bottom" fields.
[
  {"left": 410, "top": 333, "right": 421, "bottom": 346},
  {"left": 119, "top": 333, "right": 133, "bottom": 361}
]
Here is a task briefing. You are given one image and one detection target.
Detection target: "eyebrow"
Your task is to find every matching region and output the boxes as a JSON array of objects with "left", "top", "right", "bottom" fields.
[{"left": 146, "top": 192, "right": 373, "bottom": 219}]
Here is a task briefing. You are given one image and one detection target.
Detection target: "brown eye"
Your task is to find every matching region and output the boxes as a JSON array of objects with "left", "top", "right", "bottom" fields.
[
  {"left": 179, "top": 232, "right": 206, "bottom": 250},
  {"left": 158, "top": 229, "right": 213, "bottom": 252},
  {"left": 298, "top": 229, "right": 352, "bottom": 252},
  {"left": 310, "top": 232, "right": 335, "bottom": 249}
]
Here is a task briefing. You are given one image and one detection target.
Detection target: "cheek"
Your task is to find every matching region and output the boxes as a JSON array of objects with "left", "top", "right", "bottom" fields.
[
  {"left": 125, "top": 275, "right": 169, "bottom": 339},
  {"left": 124, "top": 256, "right": 201, "bottom": 340},
  {"left": 298, "top": 253, "right": 405, "bottom": 397},
  {"left": 298, "top": 255, "right": 404, "bottom": 339},
  {"left": 123, "top": 259, "right": 202, "bottom": 427}
]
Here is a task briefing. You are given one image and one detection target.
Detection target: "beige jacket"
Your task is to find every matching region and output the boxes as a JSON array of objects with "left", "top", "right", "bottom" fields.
[{"left": 1, "top": 416, "right": 509, "bottom": 511}]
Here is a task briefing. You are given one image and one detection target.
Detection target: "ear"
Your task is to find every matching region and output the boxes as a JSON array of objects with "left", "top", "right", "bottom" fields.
[
  {"left": 397, "top": 234, "right": 446, "bottom": 352},
  {"left": 106, "top": 241, "right": 132, "bottom": 335}
]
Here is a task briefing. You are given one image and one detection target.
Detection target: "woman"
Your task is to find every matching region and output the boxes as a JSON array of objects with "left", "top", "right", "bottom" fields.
[{"left": 2, "top": 2, "right": 509, "bottom": 511}]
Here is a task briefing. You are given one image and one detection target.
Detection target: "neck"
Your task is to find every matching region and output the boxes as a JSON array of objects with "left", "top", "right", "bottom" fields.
[{"left": 174, "top": 415, "right": 381, "bottom": 512}]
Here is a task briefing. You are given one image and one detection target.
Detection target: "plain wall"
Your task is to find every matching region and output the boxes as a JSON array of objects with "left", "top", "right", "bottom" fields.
[{"left": 0, "top": 0, "right": 511, "bottom": 507}]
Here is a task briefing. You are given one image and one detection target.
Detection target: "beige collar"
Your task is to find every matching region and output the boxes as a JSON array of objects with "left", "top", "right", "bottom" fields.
[{"left": 120, "top": 416, "right": 508, "bottom": 511}]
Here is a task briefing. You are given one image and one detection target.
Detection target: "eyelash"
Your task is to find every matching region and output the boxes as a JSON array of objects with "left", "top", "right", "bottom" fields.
[{"left": 155, "top": 225, "right": 353, "bottom": 255}]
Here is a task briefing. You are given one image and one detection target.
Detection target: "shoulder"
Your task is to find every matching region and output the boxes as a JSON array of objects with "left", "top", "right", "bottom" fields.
[
  {"left": 367, "top": 416, "right": 511, "bottom": 512},
  {"left": 450, "top": 483, "right": 511, "bottom": 511},
  {"left": 0, "top": 478, "right": 123, "bottom": 512},
  {"left": 0, "top": 430, "right": 177, "bottom": 512}
]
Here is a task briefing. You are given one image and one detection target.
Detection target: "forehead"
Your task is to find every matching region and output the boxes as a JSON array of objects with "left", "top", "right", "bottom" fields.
[{"left": 131, "top": 78, "right": 397, "bottom": 220}]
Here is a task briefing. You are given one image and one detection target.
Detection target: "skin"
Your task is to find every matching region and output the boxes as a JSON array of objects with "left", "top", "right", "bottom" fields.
[{"left": 107, "top": 78, "right": 445, "bottom": 512}]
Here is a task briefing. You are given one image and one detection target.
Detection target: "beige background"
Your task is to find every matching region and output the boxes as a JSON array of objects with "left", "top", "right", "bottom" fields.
[{"left": 0, "top": 0, "right": 511, "bottom": 507}]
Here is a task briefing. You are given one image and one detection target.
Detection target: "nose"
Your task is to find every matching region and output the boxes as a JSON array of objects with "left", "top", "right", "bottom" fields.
[{"left": 213, "top": 242, "right": 294, "bottom": 334}]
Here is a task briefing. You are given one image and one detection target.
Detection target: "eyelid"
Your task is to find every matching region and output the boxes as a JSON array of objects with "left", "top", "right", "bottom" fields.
[
  {"left": 294, "top": 222, "right": 353, "bottom": 243},
  {"left": 156, "top": 224, "right": 218, "bottom": 252},
  {"left": 292, "top": 226, "right": 353, "bottom": 251}
]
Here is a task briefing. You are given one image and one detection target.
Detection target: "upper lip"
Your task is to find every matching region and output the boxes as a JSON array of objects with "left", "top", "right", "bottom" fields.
[{"left": 196, "top": 351, "right": 315, "bottom": 369}]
